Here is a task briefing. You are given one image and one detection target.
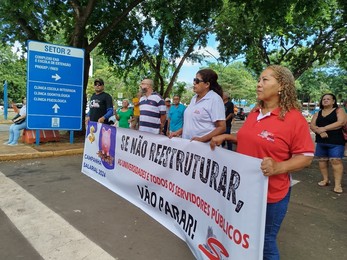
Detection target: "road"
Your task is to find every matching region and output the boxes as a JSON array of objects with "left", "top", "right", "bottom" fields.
[
  {"left": 0, "top": 156, "right": 193, "bottom": 260},
  {"left": 0, "top": 127, "right": 346, "bottom": 259}
]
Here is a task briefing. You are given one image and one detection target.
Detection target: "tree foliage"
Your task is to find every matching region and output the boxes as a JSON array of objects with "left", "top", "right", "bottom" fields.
[
  {"left": 297, "top": 64, "right": 347, "bottom": 102},
  {"left": 208, "top": 62, "right": 257, "bottom": 104},
  {"left": 0, "top": 0, "right": 345, "bottom": 110},
  {"left": 216, "top": 0, "right": 347, "bottom": 78},
  {"left": 0, "top": 0, "right": 146, "bottom": 125},
  {"left": 0, "top": 44, "right": 26, "bottom": 103},
  {"left": 0, "top": 0, "right": 224, "bottom": 106},
  {"left": 101, "top": 0, "right": 224, "bottom": 97}
]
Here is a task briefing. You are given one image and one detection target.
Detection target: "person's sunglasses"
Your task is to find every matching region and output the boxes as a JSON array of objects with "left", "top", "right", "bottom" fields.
[
  {"left": 94, "top": 83, "right": 102, "bottom": 86},
  {"left": 193, "top": 78, "right": 205, "bottom": 84}
]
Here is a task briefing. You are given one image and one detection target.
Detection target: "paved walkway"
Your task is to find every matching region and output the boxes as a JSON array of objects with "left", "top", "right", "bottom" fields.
[{"left": 0, "top": 123, "right": 84, "bottom": 161}]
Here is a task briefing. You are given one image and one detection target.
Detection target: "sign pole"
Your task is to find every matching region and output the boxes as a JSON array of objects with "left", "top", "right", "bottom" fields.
[
  {"left": 69, "top": 130, "right": 74, "bottom": 144},
  {"left": 3, "top": 81, "right": 8, "bottom": 120},
  {"left": 35, "top": 130, "right": 40, "bottom": 145}
]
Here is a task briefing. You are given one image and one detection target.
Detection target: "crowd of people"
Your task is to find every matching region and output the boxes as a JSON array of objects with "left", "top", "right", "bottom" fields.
[
  {"left": 85, "top": 66, "right": 346, "bottom": 260},
  {"left": 86, "top": 71, "right": 231, "bottom": 141},
  {"left": 2, "top": 66, "right": 345, "bottom": 259}
]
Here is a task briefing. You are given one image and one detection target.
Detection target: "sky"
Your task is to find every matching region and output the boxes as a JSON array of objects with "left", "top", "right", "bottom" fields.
[{"left": 176, "top": 35, "right": 221, "bottom": 84}]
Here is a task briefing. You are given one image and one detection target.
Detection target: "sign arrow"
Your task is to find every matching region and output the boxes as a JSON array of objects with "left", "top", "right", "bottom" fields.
[
  {"left": 52, "top": 104, "right": 60, "bottom": 113},
  {"left": 51, "top": 74, "right": 61, "bottom": 81}
]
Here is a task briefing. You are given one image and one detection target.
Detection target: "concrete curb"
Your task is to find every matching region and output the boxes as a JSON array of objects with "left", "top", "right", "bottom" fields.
[{"left": 0, "top": 148, "right": 84, "bottom": 161}]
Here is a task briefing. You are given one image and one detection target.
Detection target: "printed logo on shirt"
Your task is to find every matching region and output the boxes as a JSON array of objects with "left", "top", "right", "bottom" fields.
[
  {"left": 258, "top": 130, "right": 275, "bottom": 142},
  {"left": 193, "top": 109, "right": 200, "bottom": 114},
  {"left": 90, "top": 99, "right": 100, "bottom": 108}
]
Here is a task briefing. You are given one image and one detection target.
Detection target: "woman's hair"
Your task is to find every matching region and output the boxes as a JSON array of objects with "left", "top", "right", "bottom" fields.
[
  {"left": 319, "top": 93, "right": 338, "bottom": 109},
  {"left": 197, "top": 69, "right": 223, "bottom": 98},
  {"left": 258, "top": 65, "right": 300, "bottom": 119}
]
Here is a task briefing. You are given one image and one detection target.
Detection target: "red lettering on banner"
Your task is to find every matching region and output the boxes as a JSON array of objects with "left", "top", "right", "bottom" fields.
[
  {"left": 211, "top": 207, "right": 250, "bottom": 248},
  {"left": 198, "top": 237, "right": 229, "bottom": 259},
  {"left": 150, "top": 174, "right": 168, "bottom": 188},
  {"left": 117, "top": 159, "right": 150, "bottom": 180},
  {"left": 118, "top": 158, "right": 250, "bottom": 249}
]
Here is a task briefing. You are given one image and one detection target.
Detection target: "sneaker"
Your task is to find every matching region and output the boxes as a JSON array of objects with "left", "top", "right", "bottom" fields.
[
  {"left": 3, "top": 141, "right": 9, "bottom": 145},
  {"left": 7, "top": 143, "right": 18, "bottom": 146}
]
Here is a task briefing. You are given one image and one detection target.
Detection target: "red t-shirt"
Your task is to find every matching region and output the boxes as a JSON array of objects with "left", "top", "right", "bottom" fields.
[{"left": 237, "top": 108, "right": 314, "bottom": 203}]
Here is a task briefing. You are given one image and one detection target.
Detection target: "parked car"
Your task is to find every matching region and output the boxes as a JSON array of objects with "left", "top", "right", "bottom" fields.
[{"left": 236, "top": 107, "right": 251, "bottom": 120}]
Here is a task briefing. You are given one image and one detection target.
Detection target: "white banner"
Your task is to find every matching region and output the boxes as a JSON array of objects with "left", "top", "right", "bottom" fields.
[{"left": 82, "top": 122, "right": 268, "bottom": 260}]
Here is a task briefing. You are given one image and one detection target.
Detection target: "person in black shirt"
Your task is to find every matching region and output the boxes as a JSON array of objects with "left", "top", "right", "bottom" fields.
[
  {"left": 223, "top": 92, "right": 234, "bottom": 150},
  {"left": 86, "top": 78, "right": 114, "bottom": 125},
  {"left": 310, "top": 93, "right": 346, "bottom": 194}
]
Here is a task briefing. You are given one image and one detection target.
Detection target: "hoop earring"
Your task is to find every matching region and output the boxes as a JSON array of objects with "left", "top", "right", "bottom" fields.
[{"left": 278, "top": 91, "right": 282, "bottom": 95}]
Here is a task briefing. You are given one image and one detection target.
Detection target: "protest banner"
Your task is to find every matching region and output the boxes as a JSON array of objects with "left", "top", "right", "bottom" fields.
[{"left": 82, "top": 122, "right": 268, "bottom": 260}]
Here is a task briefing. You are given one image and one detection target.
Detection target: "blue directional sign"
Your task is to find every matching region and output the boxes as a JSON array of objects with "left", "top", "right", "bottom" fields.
[{"left": 26, "top": 41, "right": 84, "bottom": 130}]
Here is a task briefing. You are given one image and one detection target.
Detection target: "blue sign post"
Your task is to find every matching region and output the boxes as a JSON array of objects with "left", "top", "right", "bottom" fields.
[
  {"left": 26, "top": 41, "right": 84, "bottom": 132},
  {"left": 3, "top": 80, "right": 8, "bottom": 120}
]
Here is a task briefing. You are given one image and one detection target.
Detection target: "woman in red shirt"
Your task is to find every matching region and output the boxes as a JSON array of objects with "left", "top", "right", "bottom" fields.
[{"left": 210, "top": 65, "right": 314, "bottom": 260}]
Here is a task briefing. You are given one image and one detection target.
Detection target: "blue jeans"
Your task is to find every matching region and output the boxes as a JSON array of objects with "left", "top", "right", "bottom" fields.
[
  {"left": 8, "top": 122, "right": 26, "bottom": 144},
  {"left": 315, "top": 143, "right": 344, "bottom": 158},
  {"left": 263, "top": 188, "right": 291, "bottom": 260},
  {"left": 224, "top": 125, "right": 233, "bottom": 150}
]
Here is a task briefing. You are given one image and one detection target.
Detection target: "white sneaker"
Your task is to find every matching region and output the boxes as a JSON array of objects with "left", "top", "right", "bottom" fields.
[
  {"left": 7, "top": 143, "right": 18, "bottom": 146},
  {"left": 3, "top": 141, "right": 9, "bottom": 145}
]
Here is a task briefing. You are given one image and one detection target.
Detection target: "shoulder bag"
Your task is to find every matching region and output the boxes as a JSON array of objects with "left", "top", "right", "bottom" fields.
[{"left": 12, "top": 114, "right": 26, "bottom": 125}]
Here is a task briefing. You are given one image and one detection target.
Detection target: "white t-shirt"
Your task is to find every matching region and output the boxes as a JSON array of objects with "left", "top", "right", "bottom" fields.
[
  {"left": 19, "top": 105, "right": 26, "bottom": 116},
  {"left": 182, "top": 90, "right": 225, "bottom": 140}
]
